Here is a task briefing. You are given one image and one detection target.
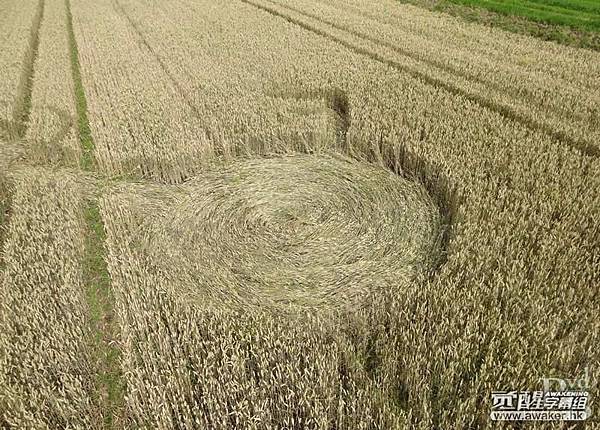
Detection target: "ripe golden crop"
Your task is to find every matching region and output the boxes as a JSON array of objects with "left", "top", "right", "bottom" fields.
[{"left": 1, "top": 0, "right": 598, "bottom": 428}]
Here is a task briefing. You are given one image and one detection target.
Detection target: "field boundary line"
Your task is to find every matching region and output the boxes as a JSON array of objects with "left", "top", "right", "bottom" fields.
[
  {"left": 242, "top": 0, "right": 599, "bottom": 158},
  {"left": 290, "top": 0, "right": 523, "bottom": 106},
  {"left": 65, "top": 0, "right": 125, "bottom": 427},
  {"left": 111, "top": 0, "right": 205, "bottom": 123},
  {"left": 313, "top": 0, "right": 600, "bottom": 97},
  {"left": 65, "top": 0, "right": 95, "bottom": 170},
  {"left": 82, "top": 202, "right": 124, "bottom": 429},
  {"left": 1, "top": 0, "right": 44, "bottom": 272}
]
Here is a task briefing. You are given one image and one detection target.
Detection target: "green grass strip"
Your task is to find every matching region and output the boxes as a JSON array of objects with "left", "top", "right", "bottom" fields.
[
  {"left": 524, "top": 0, "right": 600, "bottom": 15},
  {"left": 464, "top": 0, "right": 600, "bottom": 19},
  {"left": 451, "top": 0, "right": 600, "bottom": 30},
  {"left": 65, "top": 0, "right": 124, "bottom": 426},
  {"left": 65, "top": 0, "right": 95, "bottom": 171},
  {"left": 83, "top": 204, "right": 124, "bottom": 429},
  {"left": 399, "top": 0, "right": 600, "bottom": 51}
]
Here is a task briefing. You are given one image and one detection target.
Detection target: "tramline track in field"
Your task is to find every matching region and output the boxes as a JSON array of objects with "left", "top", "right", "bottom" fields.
[{"left": 242, "top": 0, "right": 600, "bottom": 158}]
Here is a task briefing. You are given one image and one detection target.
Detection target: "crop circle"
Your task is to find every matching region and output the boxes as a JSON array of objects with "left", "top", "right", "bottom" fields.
[{"left": 146, "top": 154, "right": 443, "bottom": 311}]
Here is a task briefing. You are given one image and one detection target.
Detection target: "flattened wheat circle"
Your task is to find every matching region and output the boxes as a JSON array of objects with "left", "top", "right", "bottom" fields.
[{"left": 145, "top": 153, "right": 443, "bottom": 311}]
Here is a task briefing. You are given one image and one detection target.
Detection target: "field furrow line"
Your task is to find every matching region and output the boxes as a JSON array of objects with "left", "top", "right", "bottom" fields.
[
  {"left": 12, "top": 0, "right": 45, "bottom": 141},
  {"left": 65, "top": 0, "right": 126, "bottom": 426},
  {"left": 0, "top": 0, "right": 44, "bottom": 276},
  {"left": 0, "top": 0, "right": 42, "bottom": 128},
  {"left": 81, "top": 200, "right": 125, "bottom": 429},
  {"left": 66, "top": 0, "right": 95, "bottom": 171},
  {"left": 313, "top": 0, "right": 600, "bottom": 118},
  {"left": 320, "top": 0, "right": 600, "bottom": 90},
  {"left": 25, "top": 0, "right": 79, "bottom": 167},
  {"left": 69, "top": 0, "right": 210, "bottom": 182},
  {"left": 282, "top": 0, "right": 516, "bottom": 99},
  {"left": 243, "top": 0, "right": 599, "bottom": 157},
  {"left": 111, "top": 0, "right": 204, "bottom": 127}
]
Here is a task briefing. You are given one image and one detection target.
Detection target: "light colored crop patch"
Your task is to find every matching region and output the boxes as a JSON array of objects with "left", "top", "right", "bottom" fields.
[
  {"left": 0, "top": 169, "right": 96, "bottom": 428},
  {"left": 140, "top": 154, "right": 443, "bottom": 311},
  {"left": 1, "top": 0, "right": 599, "bottom": 427}
]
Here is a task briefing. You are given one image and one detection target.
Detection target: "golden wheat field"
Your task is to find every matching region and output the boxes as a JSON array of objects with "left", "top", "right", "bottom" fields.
[{"left": 0, "top": 0, "right": 599, "bottom": 428}]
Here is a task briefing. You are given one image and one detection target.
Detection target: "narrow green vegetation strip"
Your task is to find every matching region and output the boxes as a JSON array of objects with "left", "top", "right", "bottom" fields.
[
  {"left": 65, "top": 0, "right": 124, "bottom": 426},
  {"left": 83, "top": 204, "right": 124, "bottom": 428},
  {"left": 65, "top": 0, "right": 95, "bottom": 170}
]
